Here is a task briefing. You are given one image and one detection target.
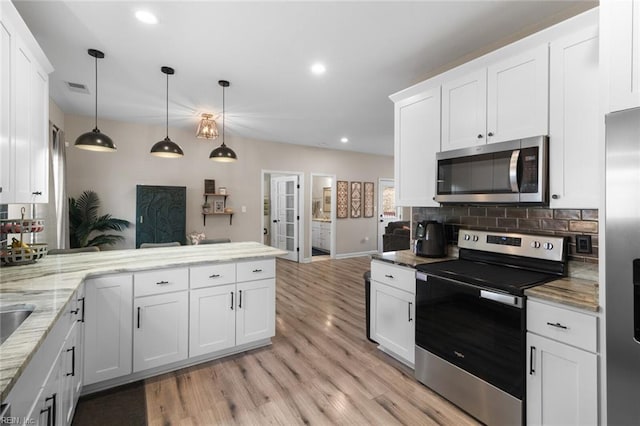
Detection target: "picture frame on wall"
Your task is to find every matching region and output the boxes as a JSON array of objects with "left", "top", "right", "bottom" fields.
[
  {"left": 323, "top": 187, "right": 331, "bottom": 213},
  {"left": 364, "top": 182, "right": 374, "bottom": 218},
  {"left": 350, "top": 181, "right": 362, "bottom": 218},
  {"left": 337, "top": 181, "right": 349, "bottom": 219},
  {"left": 213, "top": 200, "right": 225, "bottom": 213}
]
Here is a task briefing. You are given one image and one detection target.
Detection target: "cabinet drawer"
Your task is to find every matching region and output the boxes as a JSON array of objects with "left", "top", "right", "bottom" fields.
[
  {"left": 237, "top": 259, "right": 275, "bottom": 282},
  {"left": 190, "top": 263, "right": 236, "bottom": 289},
  {"left": 527, "top": 300, "right": 598, "bottom": 352},
  {"left": 134, "top": 268, "right": 188, "bottom": 297},
  {"left": 371, "top": 261, "right": 415, "bottom": 294}
]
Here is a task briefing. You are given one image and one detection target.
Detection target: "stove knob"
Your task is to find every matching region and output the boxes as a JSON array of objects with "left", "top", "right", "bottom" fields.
[
  {"left": 543, "top": 242, "right": 554, "bottom": 250},
  {"left": 531, "top": 241, "right": 541, "bottom": 249},
  {"left": 464, "top": 234, "right": 471, "bottom": 241},
  {"left": 472, "top": 235, "right": 479, "bottom": 242}
]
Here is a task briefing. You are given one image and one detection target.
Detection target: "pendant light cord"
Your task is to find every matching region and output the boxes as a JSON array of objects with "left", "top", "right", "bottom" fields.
[
  {"left": 94, "top": 54, "right": 98, "bottom": 130},
  {"left": 165, "top": 73, "right": 169, "bottom": 138},
  {"left": 221, "top": 84, "right": 226, "bottom": 146}
]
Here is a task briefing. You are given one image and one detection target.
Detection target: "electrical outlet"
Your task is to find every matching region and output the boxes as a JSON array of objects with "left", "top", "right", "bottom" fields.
[{"left": 576, "top": 235, "right": 592, "bottom": 254}]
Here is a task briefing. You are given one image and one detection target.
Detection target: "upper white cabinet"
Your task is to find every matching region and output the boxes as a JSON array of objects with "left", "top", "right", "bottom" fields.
[
  {"left": 0, "top": 2, "right": 52, "bottom": 203},
  {"left": 394, "top": 86, "right": 440, "bottom": 206},
  {"left": 605, "top": 0, "right": 640, "bottom": 112},
  {"left": 441, "top": 45, "right": 548, "bottom": 151},
  {"left": 549, "top": 26, "right": 600, "bottom": 208}
]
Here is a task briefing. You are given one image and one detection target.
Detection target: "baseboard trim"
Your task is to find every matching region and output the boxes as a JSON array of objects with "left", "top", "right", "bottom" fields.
[{"left": 335, "top": 250, "right": 378, "bottom": 260}]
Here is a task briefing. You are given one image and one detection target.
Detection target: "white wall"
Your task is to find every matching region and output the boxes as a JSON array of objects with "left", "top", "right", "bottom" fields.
[{"left": 64, "top": 114, "right": 393, "bottom": 257}]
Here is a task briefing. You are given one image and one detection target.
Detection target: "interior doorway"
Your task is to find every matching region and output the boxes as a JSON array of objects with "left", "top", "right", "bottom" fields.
[
  {"left": 377, "top": 178, "right": 402, "bottom": 253},
  {"left": 310, "top": 173, "right": 336, "bottom": 261},
  {"left": 261, "top": 171, "right": 304, "bottom": 262}
]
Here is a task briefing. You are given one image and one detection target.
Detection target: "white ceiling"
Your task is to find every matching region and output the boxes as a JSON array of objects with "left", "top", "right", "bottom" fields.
[{"left": 13, "top": 0, "right": 595, "bottom": 156}]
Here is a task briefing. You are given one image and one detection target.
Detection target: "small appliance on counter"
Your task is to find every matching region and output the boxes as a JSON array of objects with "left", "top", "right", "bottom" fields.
[{"left": 413, "top": 220, "right": 446, "bottom": 257}]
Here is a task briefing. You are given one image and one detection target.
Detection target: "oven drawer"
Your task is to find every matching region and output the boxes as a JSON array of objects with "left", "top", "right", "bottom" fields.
[
  {"left": 527, "top": 300, "right": 597, "bottom": 352},
  {"left": 371, "top": 261, "right": 415, "bottom": 294}
]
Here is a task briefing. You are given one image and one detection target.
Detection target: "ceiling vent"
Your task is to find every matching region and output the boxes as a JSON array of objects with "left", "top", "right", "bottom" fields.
[{"left": 65, "top": 81, "right": 90, "bottom": 94}]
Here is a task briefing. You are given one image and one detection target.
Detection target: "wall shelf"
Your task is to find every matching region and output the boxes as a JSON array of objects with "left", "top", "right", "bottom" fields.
[{"left": 202, "top": 193, "right": 233, "bottom": 226}]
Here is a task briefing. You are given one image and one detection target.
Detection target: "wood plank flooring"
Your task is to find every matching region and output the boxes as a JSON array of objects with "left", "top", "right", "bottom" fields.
[{"left": 75, "top": 257, "right": 480, "bottom": 426}]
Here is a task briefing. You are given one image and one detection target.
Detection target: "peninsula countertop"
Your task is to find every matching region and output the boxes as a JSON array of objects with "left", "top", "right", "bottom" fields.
[{"left": 0, "top": 242, "right": 286, "bottom": 401}]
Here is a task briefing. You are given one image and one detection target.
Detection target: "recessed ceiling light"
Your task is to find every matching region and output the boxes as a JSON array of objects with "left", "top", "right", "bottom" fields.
[
  {"left": 135, "top": 10, "right": 158, "bottom": 24},
  {"left": 340, "top": 137, "right": 349, "bottom": 143},
  {"left": 311, "top": 63, "right": 326, "bottom": 75}
]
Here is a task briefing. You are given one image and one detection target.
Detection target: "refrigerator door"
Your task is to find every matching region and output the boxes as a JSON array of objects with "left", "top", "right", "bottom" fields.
[{"left": 606, "top": 107, "right": 640, "bottom": 425}]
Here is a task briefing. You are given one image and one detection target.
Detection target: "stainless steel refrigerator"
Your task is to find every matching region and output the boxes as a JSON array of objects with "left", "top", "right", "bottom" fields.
[{"left": 606, "top": 107, "right": 640, "bottom": 425}]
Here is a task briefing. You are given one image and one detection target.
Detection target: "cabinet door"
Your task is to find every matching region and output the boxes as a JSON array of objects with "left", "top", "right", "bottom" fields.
[
  {"left": 607, "top": 0, "right": 640, "bottom": 111},
  {"left": 189, "top": 284, "right": 236, "bottom": 357},
  {"left": 61, "top": 321, "right": 79, "bottom": 426},
  {"left": 549, "top": 27, "right": 600, "bottom": 208},
  {"left": 29, "top": 63, "right": 48, "bottom": 202},
  {"left": 0, "top": 20, "right": 12, "bottom": 203},
  {"left": 370, "top": 280, "right": 415, "bottom": 364},
  {"left": 13, "top": 37, "right": 32, "bottom": 203},
  {"left": 526, "top": 333, "right": 598, "bottom": 426},
  {"left": 441, "top": 69, "right": 486, "bottom": 150},
  {"left": 395, "top": 86, "right": 441, "bottom": 206},
  {"left": 487, "top": 45, "right": 549, "bottom": 143},
  {"left": 84, "top": 274, "right": 133, "bottom": 385},
  {"left": 236, "top": 279, "right": 276, "bottom": 346},
  {"left": 134, "top": 291, "right": 189, "bottom": 372},
  {"left": 37, "top": 347, "right": 62, "bottom": 426}
]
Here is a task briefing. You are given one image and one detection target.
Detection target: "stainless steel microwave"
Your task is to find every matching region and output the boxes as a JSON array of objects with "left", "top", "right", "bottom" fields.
[{"left": 435, "top": 136, "right": 548, "bottom": 204}]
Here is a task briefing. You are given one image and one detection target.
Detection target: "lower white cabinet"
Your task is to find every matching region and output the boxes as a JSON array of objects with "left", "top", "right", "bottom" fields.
[
  {"left": 370, "top": 260, "right": 415, "bottom": 366},
  {"left": 84, "top": 274, "right": 133, "bottom": 385},
  {"left": 236, "top": 279, "right": 276, "bottom": 345},
  {"left": 190, "top": 284, "right": 236, "bottom": 356},
  {"left": 134, "top": 291, "right": 189, "bottom": 372},
  {"left": 526, "top": 299, "right": 599, "bottom": 426}
]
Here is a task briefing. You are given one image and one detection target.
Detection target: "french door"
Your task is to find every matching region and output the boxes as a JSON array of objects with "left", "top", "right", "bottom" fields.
[{"left": 270, "top": 176, "right": 299, "bottom": 261}]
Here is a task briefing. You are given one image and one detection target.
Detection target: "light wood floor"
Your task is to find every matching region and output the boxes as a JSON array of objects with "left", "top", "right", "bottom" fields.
[{"left": 84, "top": 257, "right": 480, "bottom": 425}]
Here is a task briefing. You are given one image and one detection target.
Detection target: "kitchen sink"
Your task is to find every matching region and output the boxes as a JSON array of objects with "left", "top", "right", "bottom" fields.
[{"left": 0, "top": 304, "right": 35, "bottom": 345}]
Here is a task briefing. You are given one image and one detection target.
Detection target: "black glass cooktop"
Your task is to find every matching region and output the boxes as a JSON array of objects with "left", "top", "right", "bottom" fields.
[{"left": 416, "top": 259, "right": 558, "bottom": 296}]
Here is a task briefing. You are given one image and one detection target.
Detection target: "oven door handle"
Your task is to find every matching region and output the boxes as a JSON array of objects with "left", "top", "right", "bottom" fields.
[{"left": 480, "top": 290, "right": 522, "bottom": 307}]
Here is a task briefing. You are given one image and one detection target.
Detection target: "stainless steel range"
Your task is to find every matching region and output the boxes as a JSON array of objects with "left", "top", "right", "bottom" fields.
[{"left": 415, "top": 230, "right": 567, "bottom": 425}]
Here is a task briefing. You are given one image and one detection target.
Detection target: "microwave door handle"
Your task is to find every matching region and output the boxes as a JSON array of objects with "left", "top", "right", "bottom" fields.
[{"left": 509, "top": 149, "right": 521, "bottom": 192}]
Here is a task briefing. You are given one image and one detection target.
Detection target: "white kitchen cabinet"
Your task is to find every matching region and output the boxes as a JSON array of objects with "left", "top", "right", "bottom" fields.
[
  {"left": 133, "top": 291, "right": 189, "bottom": 372},
  {"left": 84, "top": 274, "right": 133, "bottom": 385},
  {"left": 526, "top": 299, "right": 599, "bottom": 426},
  {"left": 605, "top": 0, "right": 640, "bottom": 112},
  {"left": 0, "top": 2, "right": 52, "bottom": 204},
  {"left": 370, "top": 260, "right": 415, "bottom": 366},
  {"left": 311, "top": 221, "right": 331, "bottom": 251},
  {"left": 236, "top": 279, "right": 276, "bottom": 345},
  {"left": 189, "top": 284, "right": 236, "bottom": 357},
  {"left": 394, "top": 86, "right": 440, "bottom": 206},
  {"left": 61, "top": 321, "right": 80, "bottom": 425},
  {"left": 441, "top": 69, "right": 486, "bottom": 151},
  {"left": 549, "top": 26, "right": 600, "bottom": 208},
  {"left": 441, "top": 45, "right": 548, "bottom": 151}
]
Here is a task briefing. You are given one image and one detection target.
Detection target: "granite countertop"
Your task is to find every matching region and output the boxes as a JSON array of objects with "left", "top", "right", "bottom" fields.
[
  {"left": 0, "top": 242, "right": 286, "bottom": 401},
  {"left": 372, "top": 250, "right": 599, "bottom": 312}
]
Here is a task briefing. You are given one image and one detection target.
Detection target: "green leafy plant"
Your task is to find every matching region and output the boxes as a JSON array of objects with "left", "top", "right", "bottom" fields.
[{"left": 69, "top": 190, "right": 130, "bottom": 248}]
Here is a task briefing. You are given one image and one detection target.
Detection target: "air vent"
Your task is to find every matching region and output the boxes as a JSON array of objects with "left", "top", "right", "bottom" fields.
[{"left": 65, "top": 81, "right": 90, "bottom": 94}]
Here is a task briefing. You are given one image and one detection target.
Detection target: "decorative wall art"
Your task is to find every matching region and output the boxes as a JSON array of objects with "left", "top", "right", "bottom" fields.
[
  {"left": 364, "top": 182, "right": 374, "bottom": 218},
  {"left": 204, "top": 179, "right": 215, "bottom": 194},
  {"left": 337, "top": 181, "right": 349, "bottom": 219},
  {"left": 213, "top": 200, "right": 225, "bottom": 213},
  {"left": 350, "top": 181, "right": 362, "bottom": 218}
]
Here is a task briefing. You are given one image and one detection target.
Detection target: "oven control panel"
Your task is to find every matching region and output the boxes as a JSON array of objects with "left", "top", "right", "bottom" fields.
[{"left": 459, "top": 230, "right": 566, "bottom": 261}]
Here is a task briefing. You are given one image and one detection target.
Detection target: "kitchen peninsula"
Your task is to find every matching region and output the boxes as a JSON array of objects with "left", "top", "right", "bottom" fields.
[{"left": 0, "top": 242, "right": 286, "bottom": 422}]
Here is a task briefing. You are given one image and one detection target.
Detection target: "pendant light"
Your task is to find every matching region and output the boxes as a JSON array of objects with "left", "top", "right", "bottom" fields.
[
  {"left": 196, "top": 113, "right": 219, "bottom": 140},
  {"left": 150, "top": 66, "right": 184, "bottom": 158},
  {"left": 209, "top": 80, "right": 237, "bottom": 162},
  {"left": 75, "top": 49, "right": 116, "bottom": 152}
]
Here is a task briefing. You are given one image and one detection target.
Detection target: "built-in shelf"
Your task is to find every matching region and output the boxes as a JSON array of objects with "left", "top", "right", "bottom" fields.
[{"left": 202, "top": 193, "right": 233, "bottom": 226}]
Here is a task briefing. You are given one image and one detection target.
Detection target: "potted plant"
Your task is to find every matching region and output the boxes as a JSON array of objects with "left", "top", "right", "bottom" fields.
[{"left": 69, "top": 190, "right": 130, "bottom": 248}]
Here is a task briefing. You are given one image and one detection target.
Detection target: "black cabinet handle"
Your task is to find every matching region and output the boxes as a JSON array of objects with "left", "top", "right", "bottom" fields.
[
  {"left": 209, "top": 274, "right": 221, "bottom": 278},
  {"left": 253, "top": 269, "right": 263, "bottom": 273},
  {"left": 408, "top": 302, "right": 412, "bottom": 322},
  {"left": 32, "top": 191, "right": 42, "bottom": 195},
  {"left": 546, "top": 321, "right": 568, "bottom": 330},
  {"left": 137, "top": 307, "right": 141, "bottom": 328},
  {"left": 477, "top": 134, "right": 484, "bottom": 139},
  {"left": 529, "top": 346, "right": 536, "bottom": 375},
  {"left": 45, "top": 393, "right": 56, "bottom": 426},
  {"left": 488, "top": 132, "right": 494, "bottom": 137},
  {"left": 385, "top": 274, "right": 394, "bottom": 279},
  {"left": 78, "top": 297, "right": 85, "bottom": 322},
  {"left": 239, "top": 290, "right": 243, "bottom": 309},
  {"left": 70, "top": 308, "right": 79, "bottom": 315},
  {"left": 156, "top": 280, "right": 169, "bottom": 285},
  {"left": 66, "top": 346, "right": 75, "bottom": 377},
  {"left": 230, "top": 292, "right": 234, "bottom": 310},
  {"left": 40, "top": 405, "right": 52, "bottom": 426}
]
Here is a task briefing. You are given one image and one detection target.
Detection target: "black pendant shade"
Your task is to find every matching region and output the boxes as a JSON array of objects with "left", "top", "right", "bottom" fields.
[
  {"left": 151, "top": 66, "right": 184, "bottom": 158},
  {"left": 210, "top": 80, "right": 237, "bottom": 162},
  {"left": 75, "top": 49, "right": 116, "bottom": 152}
]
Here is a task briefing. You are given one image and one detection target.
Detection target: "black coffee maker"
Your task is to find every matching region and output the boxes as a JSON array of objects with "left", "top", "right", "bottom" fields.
[{"left": 414, "top": 220, "right": 447, "bottom": 257}]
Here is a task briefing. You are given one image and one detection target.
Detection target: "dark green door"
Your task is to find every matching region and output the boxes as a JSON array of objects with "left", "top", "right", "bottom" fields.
[{"left": 136, "top": 185, "right": 186, "bottom": 248}]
